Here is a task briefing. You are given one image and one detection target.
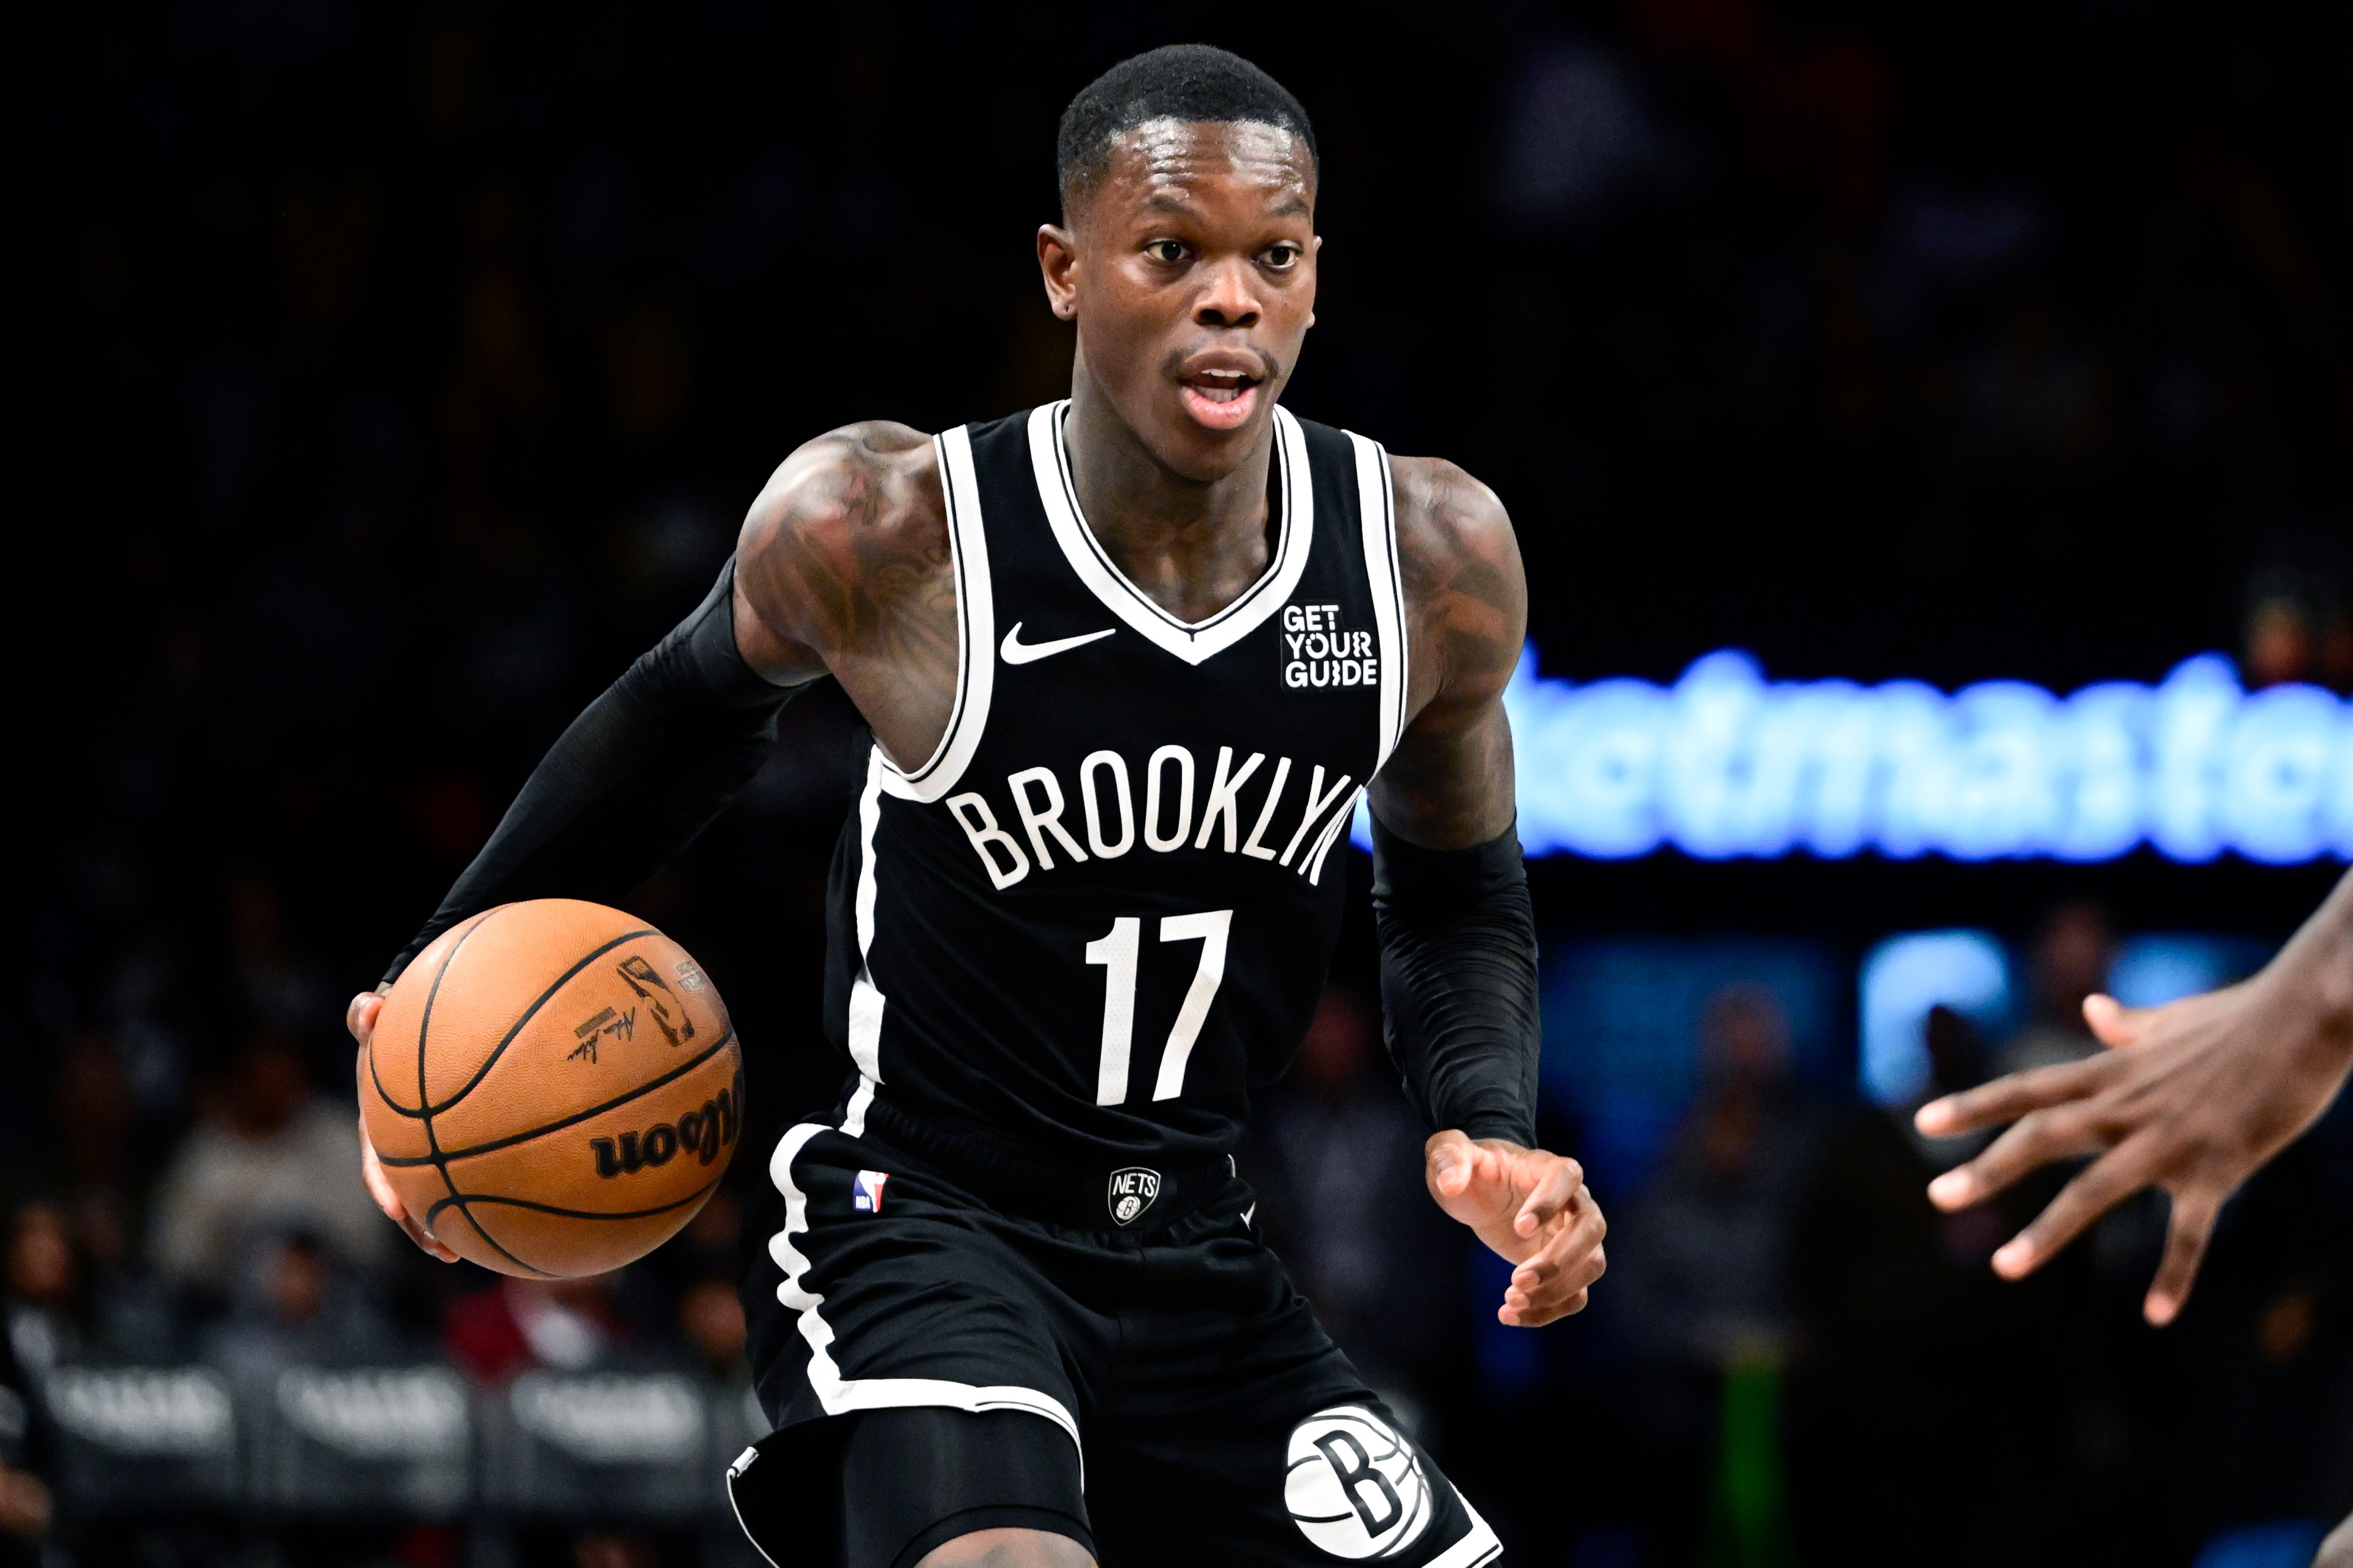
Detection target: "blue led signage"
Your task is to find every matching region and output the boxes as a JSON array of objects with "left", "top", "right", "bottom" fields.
[{"left": 1360, "top": 649, "right": 2353, "bottom": 863}]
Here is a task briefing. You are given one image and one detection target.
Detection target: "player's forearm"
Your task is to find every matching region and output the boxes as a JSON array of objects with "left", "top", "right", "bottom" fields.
[
  {"left": 2256, "top": 865, "right": 2353, "bottom": 1053},
  {"left": 383, "top": 561, "right": 803, "bottom": 983},
  {"left": 1370, "top": 815, "right": 1540, "bottom": 1147}
]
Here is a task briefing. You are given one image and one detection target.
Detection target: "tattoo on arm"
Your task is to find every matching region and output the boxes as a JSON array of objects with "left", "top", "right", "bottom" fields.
[
  {"left": 729, "top": 422, "right": 964, "bottom": 767},
  {"left": 1370, "top": 456, "right": 1526, "bottom": 850}
]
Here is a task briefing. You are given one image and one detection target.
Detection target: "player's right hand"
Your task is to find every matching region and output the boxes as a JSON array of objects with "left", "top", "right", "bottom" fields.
[
  {"left": 1915, "top": 969, "right": 2353, "bottom": 1326},
  {"left": 349, "top": 989, "right": 461, "bottom": 1263}
]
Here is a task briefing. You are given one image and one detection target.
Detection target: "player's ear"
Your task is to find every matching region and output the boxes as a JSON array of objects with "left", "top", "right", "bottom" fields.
[{"left": 1038, "top": 224, "right": 1080, "bottom": 320}]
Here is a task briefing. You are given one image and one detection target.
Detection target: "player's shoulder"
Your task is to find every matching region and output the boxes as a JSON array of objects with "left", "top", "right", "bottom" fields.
[
  {"left": 1382, "top": 452, "right": 1521, "bottom": 594},
  {"left": 741, "top": 420, "right": 944, "bottom": 562}
]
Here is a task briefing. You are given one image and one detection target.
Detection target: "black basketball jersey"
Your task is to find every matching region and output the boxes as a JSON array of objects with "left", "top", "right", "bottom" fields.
[{"left": 819, "top": 400, "right": 1406, "bottom": 1210}]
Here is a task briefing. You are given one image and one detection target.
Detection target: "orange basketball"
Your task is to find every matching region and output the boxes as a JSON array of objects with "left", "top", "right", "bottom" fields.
[{"left": 363, "top": 900, "right": 743, "bottom": 1278}]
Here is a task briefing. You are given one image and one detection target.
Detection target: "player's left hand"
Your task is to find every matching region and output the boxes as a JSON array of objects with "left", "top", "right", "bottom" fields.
[{"left": 1425, "top": 1131, "right": 1605, "bottom": 1328}]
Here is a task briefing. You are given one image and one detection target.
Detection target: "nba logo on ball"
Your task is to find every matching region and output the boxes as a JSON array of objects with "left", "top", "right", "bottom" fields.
[
  {"left": 1106, "top": 1167, "right": 1159, "bottom": 1226},
  {"left": 1284, "top": 1406, "right": 1431, "bottom": 1559}
]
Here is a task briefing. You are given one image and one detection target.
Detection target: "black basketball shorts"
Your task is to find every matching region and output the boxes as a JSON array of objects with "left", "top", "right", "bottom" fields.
[{"left": 729, "top": 1118, "right": 1502, "bottom": 1568}]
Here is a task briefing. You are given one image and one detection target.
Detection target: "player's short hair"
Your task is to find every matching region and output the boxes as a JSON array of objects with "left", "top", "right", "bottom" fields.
[{"left": 1055, "top": 45, "right": 1317, "bottom": 216}]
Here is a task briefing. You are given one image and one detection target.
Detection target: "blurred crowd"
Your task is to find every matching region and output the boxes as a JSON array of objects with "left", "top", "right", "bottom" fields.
[{"left": 13, "top": 1, "right": 2353, "bottom": 1565}]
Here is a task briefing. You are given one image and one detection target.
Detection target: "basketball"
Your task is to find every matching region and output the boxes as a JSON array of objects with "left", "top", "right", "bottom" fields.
[{"left": 362, "top": 900, "right": 743, "bottom": 1278}]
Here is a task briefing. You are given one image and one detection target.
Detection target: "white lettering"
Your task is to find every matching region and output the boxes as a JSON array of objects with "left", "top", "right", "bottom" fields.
[
  {"left": 1286, "top": 633, "right": 1306, "bottom": 657},
  {"left": 1303, "top": 787, "right": 1361, "bottom": 884},
  {"left": 1240, "top": 756, "right": 1294, "bottom": 860},
  {"left": 1078, "top": 751, "right": 1136, "bottom": 858},
  {"left": 1195, "top": 746, "right": 1267, "bottom": 852},
  {"left": 1283, "top": 604, "right": 1306, "bottom": 634},
  {"left": 947, "top": 793, "right": 1031, "bottom": 888},
  {"left": 1145, "top": 745, "right": 1195, "bottom": 852},
  {"left": 1008, "top": 767, "right": 1087, "bottom": 870},
  {"left": 1279, "top": 765, "right": 1356, "bottom": 866},
  {"left": 1284, "top": 661, "right": 1308, "bottom": 688}
]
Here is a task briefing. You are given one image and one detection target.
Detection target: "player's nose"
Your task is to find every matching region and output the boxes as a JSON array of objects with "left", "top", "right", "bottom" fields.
[{"left": 1192, "top": 257, "right": 1261, "bottom": 330}]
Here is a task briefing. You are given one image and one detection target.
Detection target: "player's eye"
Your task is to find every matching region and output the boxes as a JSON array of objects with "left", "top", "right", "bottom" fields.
[
  {"left": 1145, "top": 240, "right": 1189, "bottom": 265},
  {"left": 1261, "top": 243, "right": 1302, "bottom": 270}
]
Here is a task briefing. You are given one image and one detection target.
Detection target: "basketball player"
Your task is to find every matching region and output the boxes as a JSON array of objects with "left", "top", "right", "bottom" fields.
[{"left": 347, "top": 45, "right": 1602, "bottom": 1568}]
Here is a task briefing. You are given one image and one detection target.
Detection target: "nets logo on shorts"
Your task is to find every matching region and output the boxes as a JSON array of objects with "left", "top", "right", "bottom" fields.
[
  {"left": 1284, "top": 1406, "right": 1432, "bottom": 1559},
  {"left": 1107, "top": 1167, "right": 1160, "bottom": 1226}
]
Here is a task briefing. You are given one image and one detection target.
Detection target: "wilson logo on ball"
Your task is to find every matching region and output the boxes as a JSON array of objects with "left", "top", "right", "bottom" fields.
[
  {"left": 590, "top": 1080, "right": 740, "bottom": 1178},
  {"left": 1283, "top": 1406, "right": 1431, "bottom": 1559}
]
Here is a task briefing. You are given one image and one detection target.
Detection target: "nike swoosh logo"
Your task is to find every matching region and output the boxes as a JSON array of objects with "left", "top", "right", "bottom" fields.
[{"left": 999, "top": 622, "right": 1116, "bottom": 665}]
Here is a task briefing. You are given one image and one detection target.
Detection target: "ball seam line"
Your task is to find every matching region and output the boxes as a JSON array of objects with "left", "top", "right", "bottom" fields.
[{"left": 415, "top": 908, "right": 551, "bottom": 1277}]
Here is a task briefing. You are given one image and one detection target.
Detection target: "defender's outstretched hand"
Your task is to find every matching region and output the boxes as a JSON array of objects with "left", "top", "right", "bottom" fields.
[
  {"left": 1914, "top": 884, "right": 2353, "bottom": 1326},
  {"left": 348, "top": 989, "right": 460, "bottom": 1263},
  {"left": 1426, "top": 1131, "right": 1605, "bottom": 1328}
]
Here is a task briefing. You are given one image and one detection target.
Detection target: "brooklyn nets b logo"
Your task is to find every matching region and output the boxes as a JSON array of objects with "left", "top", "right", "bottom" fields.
[{"left": 1284, "top": 1406, "right": 1432, "bottom": 1559}]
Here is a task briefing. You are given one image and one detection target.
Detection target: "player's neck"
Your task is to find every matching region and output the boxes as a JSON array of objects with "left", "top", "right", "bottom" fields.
[{"left": 1063, "top": 374, "right": 1275, "bottom": 624}]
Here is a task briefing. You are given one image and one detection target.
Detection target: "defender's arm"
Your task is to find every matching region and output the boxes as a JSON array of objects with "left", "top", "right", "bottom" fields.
[
  {"left": 1374, "top": 457, "right": 1602, "bottom": 1328},
  {"left": 1920, "top": 865, "right": 2353, "bottom": 1325}
]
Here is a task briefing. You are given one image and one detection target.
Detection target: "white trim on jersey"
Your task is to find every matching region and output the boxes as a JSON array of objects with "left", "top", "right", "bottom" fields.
[
  {"left": 842, "top": 751, "right": 888, "bottom": 1137},
  {"left": 1431, "top": 1488, "right": 1504, "bottom": 1568},
  {"left": 767, "top": 1122, "right": 1086, "bottom": 1482},
  {"left": 877, "top": 425, "right": 996, "bottom": 803},
  {"left": 1346, "top": 431, "right": 1411, "bottom": 773},
  {"left": 1027, "top": 401, "right": 1315, "bottom": 666}
]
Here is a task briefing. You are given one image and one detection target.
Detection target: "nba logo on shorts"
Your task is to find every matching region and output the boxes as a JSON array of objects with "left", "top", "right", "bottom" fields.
[
  {"left": 1106, "top": 1167, "right": 1160, "bottom": 1226},
  {"left": 852, "top": 1170, "right": 890, "bottom": 1212},
  {"left": 1284, "top": 1406, "right": 1431, "bottom": 1559}
]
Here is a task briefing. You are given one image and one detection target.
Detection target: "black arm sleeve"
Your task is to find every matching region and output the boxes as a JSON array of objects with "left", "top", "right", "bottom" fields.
[
  {"left": 384, "top": 558, "right": 806, "bottom": 983},
  {"left": 1370, "top": 815, "right": 1542, "bottom": 1148}
]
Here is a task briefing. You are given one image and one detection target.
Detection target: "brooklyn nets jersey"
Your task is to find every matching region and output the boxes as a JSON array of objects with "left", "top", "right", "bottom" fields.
[{"left": 819, "top": 400, "right": 1407, "bottom": 1213}]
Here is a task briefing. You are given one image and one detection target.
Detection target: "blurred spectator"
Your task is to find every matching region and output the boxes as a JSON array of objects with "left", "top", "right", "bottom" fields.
[
  {"left": 1788, "top": 1005, "right": 2069, "bottom": 1566},
  {"left": 225, "top": 873, "right": 332, "bottom": 1040},
  {"left": 0, "top": 1308, "right": 51, "bottom": 1568},
  {"left": 673, "top": 1277, "right": 745, "bottom": 1378},
  {"left": 2244, "top": 563, "right": 2353, "bottom": 693},
  {"left": 3, "top": 1206, "right": 81, "bottom": 1377},
  {"left": 1245, "top": 989, "right": 1452, "bottom": 1411},
  {"left": 1616, "top": 987, "right": 1816, "bottom": 1366},
  {"left": 445, "top": 1276, "right": 629, "bottom": 1386},
  {"left": 200, "top": 1227, "right": 399, "bottom": 1388},
  {"left": 50, "top": 1033, "right": 137, "bottom": 1279},
  {"left": 1996, "top": 901, "right": 2115, "bottom": 1078},
  {"left": 146, "top": 1032, "right": 387, "bottom": 1300},
  {"left": 658, "top": 1192, "right": 746, "bottom": 1378},
  {"left": 1610, "top": 986, "right": 1817, "bottom": 1567}
]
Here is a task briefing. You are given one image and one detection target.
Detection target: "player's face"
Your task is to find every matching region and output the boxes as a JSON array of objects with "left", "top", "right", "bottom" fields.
[{"left": 1040, "top": 119, "right": 1319, "bottom": 481}]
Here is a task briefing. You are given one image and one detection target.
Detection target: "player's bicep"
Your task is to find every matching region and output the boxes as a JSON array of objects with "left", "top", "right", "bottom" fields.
[
  {"left": 732, "top": 423, "right": 932, "bottom": 684},
  {"left": 1371, "top": 691, "right": 1515, "bottom": 849},
  {"left": 1371, "top": 456, "right": 1525, "bottom": 849}
]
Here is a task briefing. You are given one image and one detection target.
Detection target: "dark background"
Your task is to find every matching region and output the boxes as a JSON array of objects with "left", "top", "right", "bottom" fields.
[{"left": 10, "top": 3, "right": 2353, "bottom": 1567}]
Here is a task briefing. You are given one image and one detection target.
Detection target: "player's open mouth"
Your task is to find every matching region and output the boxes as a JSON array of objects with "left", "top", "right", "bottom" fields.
[{"left": 1179, "top": 369, "right": 1260, "bottom": 430}]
